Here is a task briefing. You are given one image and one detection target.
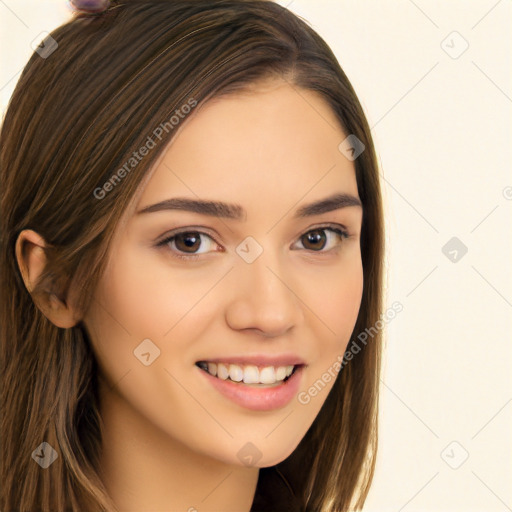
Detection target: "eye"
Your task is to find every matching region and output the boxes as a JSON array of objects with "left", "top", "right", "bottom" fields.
[
  {"left": 156, "top": 225, "right": 349, "bottom": 261},
  {"left": 293, "top": 226, "right": 349, "bottom": 253},
  {"left": 156, "top": 230, "right": 219, "bottom": 261}
]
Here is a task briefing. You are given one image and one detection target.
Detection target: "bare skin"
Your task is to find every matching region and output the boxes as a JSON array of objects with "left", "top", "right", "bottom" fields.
[{"left": 16, "top": 78, "right": 363, "bottom": 511}]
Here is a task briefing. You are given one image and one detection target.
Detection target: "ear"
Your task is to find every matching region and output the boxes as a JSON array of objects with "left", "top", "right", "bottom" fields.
[{"left": 15, "top": 229, "right": 80, "bottom": 329}]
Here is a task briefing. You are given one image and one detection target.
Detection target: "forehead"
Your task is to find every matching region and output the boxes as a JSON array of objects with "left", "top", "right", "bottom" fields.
[{"left": 140, "top": 80, "right": 356, "bottom": 204}]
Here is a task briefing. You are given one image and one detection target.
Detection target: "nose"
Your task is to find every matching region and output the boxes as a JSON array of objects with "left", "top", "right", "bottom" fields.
[{"left": 224, "top": 249, "right": 304, "bottom": 337}]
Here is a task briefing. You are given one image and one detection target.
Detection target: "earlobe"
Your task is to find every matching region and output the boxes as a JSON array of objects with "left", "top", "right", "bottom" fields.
[{"left": 15, "top": 229, "right": 80, "bottom": 329}]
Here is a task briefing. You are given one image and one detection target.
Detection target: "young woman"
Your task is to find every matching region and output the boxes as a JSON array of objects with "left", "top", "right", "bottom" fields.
[{"left": 0, "top": 1, "right": 384, "bottom": 510}]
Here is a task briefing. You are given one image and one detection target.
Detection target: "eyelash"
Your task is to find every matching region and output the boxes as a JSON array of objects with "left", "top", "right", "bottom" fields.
[{"left": 156, "top": 225, "right": 350, "bottom": 262}]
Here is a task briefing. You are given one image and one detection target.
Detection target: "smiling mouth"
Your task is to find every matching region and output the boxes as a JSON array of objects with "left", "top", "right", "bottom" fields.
[{"left": 195, "top": 361, "right": 301, "bottom": 387}]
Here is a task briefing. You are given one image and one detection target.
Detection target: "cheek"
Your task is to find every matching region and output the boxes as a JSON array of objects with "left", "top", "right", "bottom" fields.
[
  {"left": 83, "top": 245, "right": 171, "bottom": 386},
  {"left": 305, "top": 253, "right": 364, "bottom": 352},
  {"left": 83, "top": 244, "right": 222, "bottom": 379},
  {"left": 92, "top": 246, "right": 211, "bottom": 338},
  {"left": 296, "top": 255, "right": 362, "bottom": 383},
  {"left": 327, "top": 268, "right": 362, "bottom": 323},
  {"left": 292, "top": 257, "right": 363, "bottom": 429}
]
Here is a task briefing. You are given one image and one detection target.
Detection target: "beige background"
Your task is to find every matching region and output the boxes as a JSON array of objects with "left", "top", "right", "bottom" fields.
[{"left": 1, "top": 1, "right": 511, "bottom": 511}]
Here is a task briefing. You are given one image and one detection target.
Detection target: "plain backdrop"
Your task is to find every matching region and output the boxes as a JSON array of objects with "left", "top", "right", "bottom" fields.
[{"left": 1, "top": 1, "right": 511, "bottom": 511}]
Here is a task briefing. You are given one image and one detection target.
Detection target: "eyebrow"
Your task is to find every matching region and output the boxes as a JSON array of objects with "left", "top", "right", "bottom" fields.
[{"left": 136, "top": 192, "right": 362, "bottom": 220}]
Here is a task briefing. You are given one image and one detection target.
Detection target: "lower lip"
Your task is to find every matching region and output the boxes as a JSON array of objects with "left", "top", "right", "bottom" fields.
[{"left": 197, "top": 365, "right": 304, "bottom": 411}]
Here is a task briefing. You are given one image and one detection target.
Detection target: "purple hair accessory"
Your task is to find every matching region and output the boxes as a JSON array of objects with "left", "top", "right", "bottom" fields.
[{"left": 69, "top": 0, "right": 110, "bottom": 13}]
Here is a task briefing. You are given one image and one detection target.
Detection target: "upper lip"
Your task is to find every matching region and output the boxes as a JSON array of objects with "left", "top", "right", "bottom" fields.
[{"left": 196, "top": 354, "right": 306, "bottom": 367}]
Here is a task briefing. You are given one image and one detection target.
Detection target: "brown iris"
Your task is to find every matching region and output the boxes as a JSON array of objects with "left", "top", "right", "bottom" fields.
[
  {"left": 301, "top": 230, "right": 327, "bottom": 251},
  {"left": 174, "top": 232, "right": 202, "bottom": 253}
]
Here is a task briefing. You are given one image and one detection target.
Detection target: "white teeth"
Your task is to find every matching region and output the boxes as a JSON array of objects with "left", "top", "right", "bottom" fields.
[
  {"left": 275, "top": 366, "right": 287, "bottom": 381},
  {"left": 229, "top": 364, "right": 243, "bottom": 382},
  {"left": 200, "top": 362, "right": 296, "bottom": 384},
  {"left": 207, "top": 362, "right": 217, "bottom": 377},
  {"left": 242, "top": 365, "right": 259, "bottom": 384},
  {"left": 259, "top": 366, "right": 276, "bottom": 384},
  {"left": 217, "top": 363, "right": 229, "bottom": 380}
]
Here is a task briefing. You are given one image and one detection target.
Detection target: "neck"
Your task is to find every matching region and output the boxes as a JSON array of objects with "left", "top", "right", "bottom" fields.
[{"left": 97, "top": 377, "right": 259, "bottom": 512}]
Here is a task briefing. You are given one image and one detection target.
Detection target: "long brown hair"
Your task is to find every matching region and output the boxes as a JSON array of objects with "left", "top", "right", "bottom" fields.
[{"left": 0, "top": 1, "right": 384, "bottom": 510}]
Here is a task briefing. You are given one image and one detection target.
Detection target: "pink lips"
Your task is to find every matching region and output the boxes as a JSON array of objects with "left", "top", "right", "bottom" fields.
[{"left": 196, "top": 363, "right": 304, "bottom": 412}]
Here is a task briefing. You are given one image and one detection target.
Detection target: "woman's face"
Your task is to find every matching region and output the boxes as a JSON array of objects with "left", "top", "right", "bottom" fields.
[{"left": 83, "top": 78, "right": 364, "bottom": 467}]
